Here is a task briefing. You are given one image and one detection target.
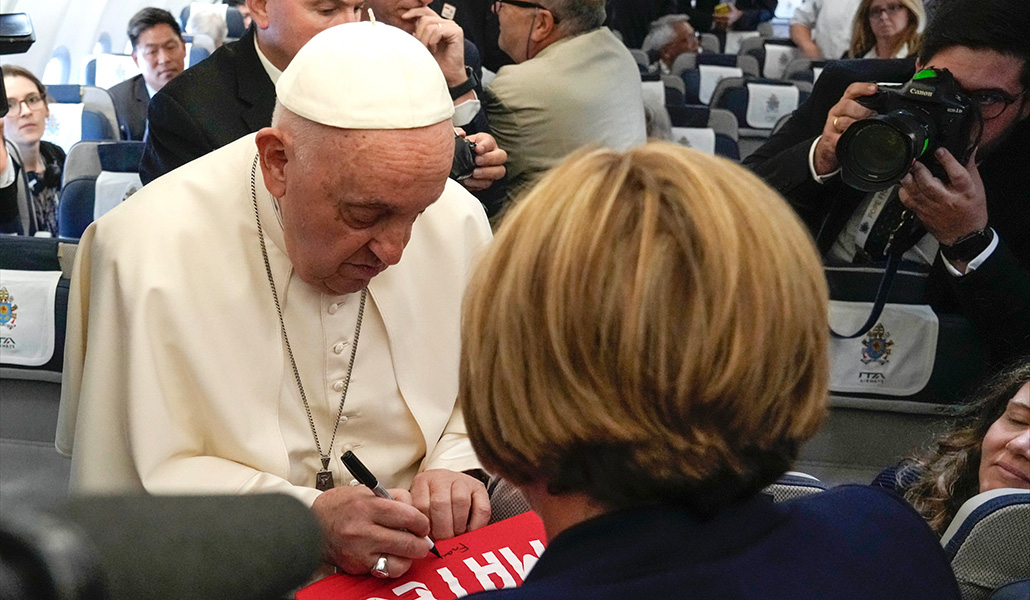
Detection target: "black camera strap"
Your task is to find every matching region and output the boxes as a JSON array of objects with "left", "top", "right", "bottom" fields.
[{"left": 830, "top": 252, "right": 902, "bottom": 339}]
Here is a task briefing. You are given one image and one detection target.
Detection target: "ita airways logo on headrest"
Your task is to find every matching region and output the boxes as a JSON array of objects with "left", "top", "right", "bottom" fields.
[
  {"left": 0, "top": 287, "right": 18, "bottom": 330},
  {"left": 44, "top": 115, "right": 61, "bottom": 138},
  {"left": 766, "top": 93, "right": 781, "bottom": 114},
  {"left": 860, "top": 323, "right": 893, "bottom": 366}
]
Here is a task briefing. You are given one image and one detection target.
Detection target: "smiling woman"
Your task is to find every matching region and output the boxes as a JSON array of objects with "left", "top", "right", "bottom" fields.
[{"left": 876, "top": 361, "right": 1030, "bottom": 534}]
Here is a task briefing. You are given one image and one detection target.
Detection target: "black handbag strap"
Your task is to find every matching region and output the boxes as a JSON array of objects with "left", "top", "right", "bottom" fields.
[{"left": 830, "top": 253, "right": 902, "bottom": 339}]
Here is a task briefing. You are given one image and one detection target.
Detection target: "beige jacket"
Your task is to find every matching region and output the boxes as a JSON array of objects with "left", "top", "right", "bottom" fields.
[{"left": 485, "top": 27, "right": 647, "bottom": 199}]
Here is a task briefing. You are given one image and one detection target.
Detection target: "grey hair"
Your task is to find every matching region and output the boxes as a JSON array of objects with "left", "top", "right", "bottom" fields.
[
  {"left": 544, "top": 0, "right": 606, "bottom": 36},
  {"left": 642, "top": 14, "right": 692, "bottom": 54},
  {"left": 270, "top": 101, "right": 331, "bottom": 163},
  {"left": 186, "top": 10, "right": 228, "bottom": 47}
]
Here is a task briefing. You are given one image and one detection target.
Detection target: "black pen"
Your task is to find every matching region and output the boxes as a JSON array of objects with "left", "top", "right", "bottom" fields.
[{"left": 341, "top": 450, "right": 442, "bottom": 559}]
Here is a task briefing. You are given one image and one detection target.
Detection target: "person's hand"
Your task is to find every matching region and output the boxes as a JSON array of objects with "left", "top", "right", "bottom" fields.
[
  {"left": 712, "top": 5, "right": 742, "bottom": 30},
  {"left": 812, "top": 82, "right": 878, "bottom": 176},
  {"left": 898, "top": 147, "right": 987, "bottom": 247},
  {"left": 311, "top": 486, "right": 432, "bottom": 578},
  {"left": 405, "top": 7, "right": 468, "bottom": 91},
  {"left": 460, "top": 131, "right": 507, "bottom": 192},
  {"left": 409, "top": 469, "right": 491, "bottom": 540}
]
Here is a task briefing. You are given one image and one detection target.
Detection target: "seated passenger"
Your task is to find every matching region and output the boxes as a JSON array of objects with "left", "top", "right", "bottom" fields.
[
  {"left": 108, "top": 8, "right": 186, "bottom": 141},
  {"left": 485, "top": 0, "right": 646, "bottom": 201},
  {"left": 874, "top": 361, "right": 1030, "bottom": 534},
  {"left": 641, "top": 14, "right": 698, "bottom": 75},
  {"left": 186, "top": 9, "right": 229, "bottom": 49},
  {"left": 844, "top": 0, "right": 924, "bottom": 59},
  {"left": 458, "top": 142, "right": 960, "bottom": 600},
  {"left": 0, "top": 65, "right": 65, "bottom": 236}
]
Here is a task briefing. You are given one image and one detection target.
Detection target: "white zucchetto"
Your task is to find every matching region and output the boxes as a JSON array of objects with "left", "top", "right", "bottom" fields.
[{"left": 276, "top": 21, "right": 455, "bottom": 130}]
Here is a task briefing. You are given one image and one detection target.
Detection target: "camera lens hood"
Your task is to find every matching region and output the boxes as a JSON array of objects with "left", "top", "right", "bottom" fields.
[{"left": 838, "top": 110, "right": 935, "bottom": 192}]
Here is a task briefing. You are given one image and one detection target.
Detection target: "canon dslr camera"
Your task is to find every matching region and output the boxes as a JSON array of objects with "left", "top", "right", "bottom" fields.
[{"left": 836, "top": 68, "right": 976, "bottom": 192}]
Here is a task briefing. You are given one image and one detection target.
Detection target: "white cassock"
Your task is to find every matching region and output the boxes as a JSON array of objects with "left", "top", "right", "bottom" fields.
[{"left": 56, "top": 133, "right": 492, "bottom": 505}]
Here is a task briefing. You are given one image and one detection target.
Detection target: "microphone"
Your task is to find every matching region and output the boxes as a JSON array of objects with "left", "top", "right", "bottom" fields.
[{"left": 1, "top": 494, "right": 323, "bottom": 600}]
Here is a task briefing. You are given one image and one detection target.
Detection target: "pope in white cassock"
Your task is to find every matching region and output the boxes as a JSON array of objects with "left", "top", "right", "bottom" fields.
[{"left": 56, "top": 21, "right": 493, "bottom": 578}]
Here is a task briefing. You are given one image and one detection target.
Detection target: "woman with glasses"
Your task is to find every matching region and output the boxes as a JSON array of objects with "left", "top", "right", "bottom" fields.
[
  {"left": 1, "top": 65, "right": 65, "bottom": 236},
  {"left": 845, "top": 0, "right": 925, "bottom": 59}
]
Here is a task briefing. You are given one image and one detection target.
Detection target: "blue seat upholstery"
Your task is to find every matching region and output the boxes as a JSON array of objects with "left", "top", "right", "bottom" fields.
[
  {"left": 58, "top": 141, "right": 145, "bottom": 239},
  {"left": 180, "top": 4, "right": 247, "bottom": 40},
  {"left": 666, "top": 104, "right": 741, "bottom": 160},
  {"left": 83, "top": 57, "right": 97, "bottom": 87},
  {"left": 45, "top": 85, "right": 120, "bottom": 142},
  {"left": 739, "top": 37, "right": 800, "bottom": 78},
  {"left": 941, "top": 489, "right": 1030, "bottom": 600},
  {"left": 710, "top": 76, "right": 812, "bottom": 159}
]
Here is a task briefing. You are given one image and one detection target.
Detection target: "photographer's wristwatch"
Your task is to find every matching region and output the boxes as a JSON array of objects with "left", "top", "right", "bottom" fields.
[
  {"left": 941, "top": 228, "right": 994, "bottom": 262},
  {"left": 448, "top": 66, "right": 478, "bottom": 100}
]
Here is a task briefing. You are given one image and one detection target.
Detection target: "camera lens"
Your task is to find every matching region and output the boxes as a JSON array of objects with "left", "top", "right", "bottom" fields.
[
  {"left": 848, "top": 122, "right": 909, "bottom": 178},
  {"left": 837, "top": 110, "right": 934, "bottom": 192}
]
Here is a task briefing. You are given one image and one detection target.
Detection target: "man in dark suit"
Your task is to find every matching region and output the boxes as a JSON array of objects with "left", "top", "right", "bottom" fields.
[
  {"left": 108, "top": 8, "right": 186, "bottom": 141},
  {"left": 140, "top": 0, "right": 507, "bottom": 213},
  {"left": 744, "top": 0, "right": 1030, "bottom": 365},
  {"left": 605, "top": 0, "right": 677, "bottom": 49}
]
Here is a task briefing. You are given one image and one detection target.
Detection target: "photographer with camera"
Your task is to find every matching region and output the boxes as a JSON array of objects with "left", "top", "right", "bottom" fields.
[{"left": 744, "top": 0, "right": 1029, "bottom": 367}]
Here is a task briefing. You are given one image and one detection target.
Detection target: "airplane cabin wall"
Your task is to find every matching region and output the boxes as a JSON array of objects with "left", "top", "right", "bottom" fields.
[{"left": 1, "top": 0, "right": 204, "bottom": 85}]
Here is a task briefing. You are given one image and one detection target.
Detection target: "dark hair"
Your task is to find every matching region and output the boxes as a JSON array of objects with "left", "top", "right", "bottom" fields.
[
  {"left": 127, "top": 7, "right": 182, "bottom": 49},
  {"left": 222, "top": 0, "right": 246, "bottom": 6},
  {"left": 903, "top": 359, "right": 1030, "bottom": 534},
  {"left": 1, "top": 64, "right": 46, "bottom": 99},
  {"left": 919, "top": 0, "right": 1030, "bottom": 88}
]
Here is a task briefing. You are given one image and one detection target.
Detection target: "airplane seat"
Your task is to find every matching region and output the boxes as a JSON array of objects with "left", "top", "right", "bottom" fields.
[
  {"left": 486, "top": 476, "right": 532, "bottom": 524},
  {"left": 941, "top": 489, "right": 1030, "bottom": 600},
  {"left": 58, "top": 141, "right": 145, "bottom": 239},
  {"left": 0, "top": 236, "right": 77, "bottom": 510},
  {"left": 44, "top": 85, "right": 120, "bottom": 153},
  {"left": 762, "top": 471, "right": 827, "bottom": 503}
]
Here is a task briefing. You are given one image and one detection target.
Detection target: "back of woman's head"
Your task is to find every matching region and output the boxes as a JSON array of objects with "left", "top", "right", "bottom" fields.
[{"left": 460, "top": 143, "right": 829, "bottom": 514}]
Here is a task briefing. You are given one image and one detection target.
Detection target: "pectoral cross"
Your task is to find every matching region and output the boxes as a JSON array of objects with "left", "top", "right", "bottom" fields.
[{"left": 315, "top": 456, "right": 335, "bottom": 491}]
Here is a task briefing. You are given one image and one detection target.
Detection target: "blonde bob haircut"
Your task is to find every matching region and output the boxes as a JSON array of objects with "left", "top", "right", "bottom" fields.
[{"left": 460, "top": 143, "right": 829, "bottom": 513}]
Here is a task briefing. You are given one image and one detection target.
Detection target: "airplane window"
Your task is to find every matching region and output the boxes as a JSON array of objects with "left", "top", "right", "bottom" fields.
[
  {"left": 94, "top": 32, "right": 112, "bottom": 55},
  {"left": 42, "top": 46, "right": 71, "bottom": 85}
]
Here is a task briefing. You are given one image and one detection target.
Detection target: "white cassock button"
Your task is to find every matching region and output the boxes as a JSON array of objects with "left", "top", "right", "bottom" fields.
[
  {"left": 328, "top": 303, "right": 339, "bottom": 315},
  {"left": 333, "top": 342, "right": 346, "bottom": 354},
  {"left": 338, "top": 416, "right": 349, "bottom": 424},
  {"left": 332, "top": 380, "right": 345, "bottom": 392},
  {"left": 349, "top": 479, "right": 360, "bottom": 486}
]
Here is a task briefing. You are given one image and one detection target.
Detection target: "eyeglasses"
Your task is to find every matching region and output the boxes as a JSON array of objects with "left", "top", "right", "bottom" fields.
[
  {"left": 492, "top": 0, "right": 560, "bottom": 21},
  {"left": 970, "top": 89, "right": 1026, "bottom": 121},
  {"left": 494, "top": 0, "right": 548, "bottom": 11},
  {"left": 5, "top": 93, "right": 45, "bottom": 116},
  {"left": 868, "top": 3, "right": 905, "bottom": 18}
]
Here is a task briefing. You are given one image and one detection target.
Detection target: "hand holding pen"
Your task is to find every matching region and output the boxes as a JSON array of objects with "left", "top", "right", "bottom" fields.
[{"left": 342, "top": 450, "right": 442, "bottom": 562}]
